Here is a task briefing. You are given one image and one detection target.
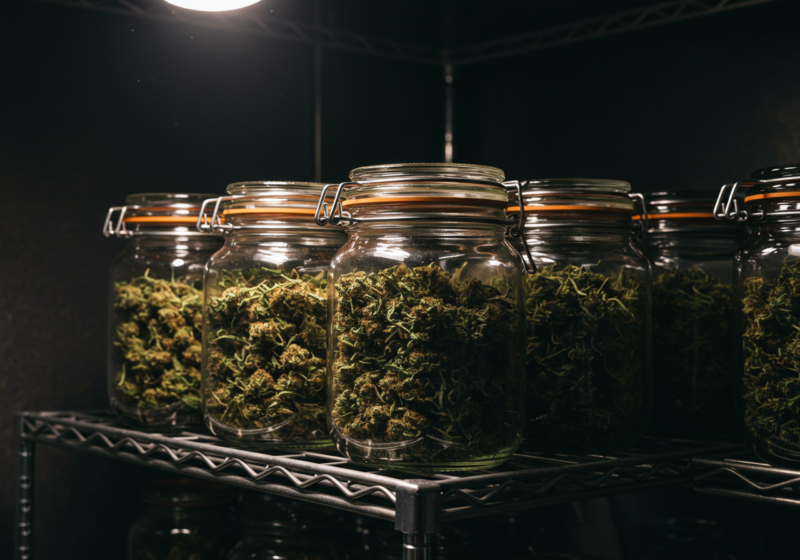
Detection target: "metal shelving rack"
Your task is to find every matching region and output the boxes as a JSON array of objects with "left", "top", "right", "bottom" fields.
[
  {"left": 14, "top": 1, "right": 790, "bottom": 558},
  {"left": 694, "top": 450, "right": 800, "bottom": 508},
  {"left": 28, "top": 0, "right": 780, "bottom": 65},
  {"left": 16, "top": 411, "right": 742, "bottom": 559}
]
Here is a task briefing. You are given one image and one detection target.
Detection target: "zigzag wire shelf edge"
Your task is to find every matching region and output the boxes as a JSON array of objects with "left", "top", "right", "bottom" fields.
[
  {"left": 20, "top": 411, "right": 743, "bottom": 518},
  {"left": 693, "top": 455, "right": 800, "bottom": 506}
]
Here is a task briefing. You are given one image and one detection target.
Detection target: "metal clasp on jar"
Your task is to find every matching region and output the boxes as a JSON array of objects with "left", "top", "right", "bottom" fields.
[
  {"left": 102, "top": 206, "right": 133, "bottom": 238},
  {"left": 314, "top": 182, "right": 356, "bottom": 227},
  {"left": 714, "top": 182, "right": 757, "bottom": 221},
  {"left": 502, "top": 180, "right": 536, "bottom": 274},
  {"left": 628, "top": 192, "right": 648, "bottom": 242},
  {"left": 196, "top": 197, "right": 236, "bottom": 233}
]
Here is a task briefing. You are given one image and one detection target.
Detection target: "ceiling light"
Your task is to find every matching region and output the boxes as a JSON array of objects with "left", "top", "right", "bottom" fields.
[{"left": 164, "top": 0, "right": 261, "bottom": 12}]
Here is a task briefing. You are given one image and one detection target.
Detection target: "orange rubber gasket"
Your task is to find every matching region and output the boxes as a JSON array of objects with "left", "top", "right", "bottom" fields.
[
  {"left": 342, "top": 196, "right": 508, "bottom": 208},
  {"left": 744, "top": 191, "right": 800, "bottom": 203},
  {"left": 507, "top": 205, "right": 634, "bottom": 214},
  {"left": 123, "top": 216, "right": 205, "bottom": 224},
  {"left": 133, "top": 206, "right": 203, "bottom": 212},
  {"left": 352, "top": 180, "right": 500, "bottom": 188},
  {"left": 221, "top": 208, "right": 318, "bottom": 216},
  {"left": 632, "top": 212, "right": 715, "bottom": 220},
  {"left": 225, "top": 194, "right": 326, "bottom": 201}
]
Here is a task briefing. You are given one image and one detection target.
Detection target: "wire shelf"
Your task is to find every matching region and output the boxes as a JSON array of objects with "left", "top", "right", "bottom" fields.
[
  {"left": 695, "top": 449, "right": 800, "bottom": 508},
  {"left": 18, "top": 411, "right": 742, "bottom": 528},
  {"left": 29, "top": 0, "right": 781, "bottom": 66}
]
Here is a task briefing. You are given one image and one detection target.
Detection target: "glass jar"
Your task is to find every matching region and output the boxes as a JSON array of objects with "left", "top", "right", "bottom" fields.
[
  {"left": 718, "top": 164, "right": 800, "bottom": 466},
  {"left": 641, "top": 191, "right": 748, "bottom": 440},
  {"left": 105, "top": 193, "right": 223, "bottom": 429},
  {"left": 128, "top": 478, "right": 239, "bottom": 560},
  {"left": 200, "top": 182, "right": 346, "bottom": 448},
  {"left": 508, "top": 178, "right": 651, "bottom": 451},
  {"left": 319, "top": 163, "right": 526, "bottom": 472},
  {"left": 228, "top": 497, "right": 341, "bottom": 560}
]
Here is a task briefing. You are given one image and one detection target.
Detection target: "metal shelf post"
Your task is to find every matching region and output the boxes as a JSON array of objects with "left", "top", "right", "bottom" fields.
[{"left": 15, "top": 416, "right": 35, "bottom": 560}]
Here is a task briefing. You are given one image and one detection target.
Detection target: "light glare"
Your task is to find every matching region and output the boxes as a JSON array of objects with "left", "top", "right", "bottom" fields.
[{"left": 164, "top": 0, "right": 261, "bottom": 12}]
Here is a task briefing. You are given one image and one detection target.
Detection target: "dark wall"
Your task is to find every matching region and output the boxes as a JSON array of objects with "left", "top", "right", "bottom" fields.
[
  {"left": 2, "top": 0, "right": 800, "bottom": 558},
  {"left": 0, "top": 3, "right": 442, "bottom": 558},
  {"left": 455, "top": 0, "right": 800, "bottom": 190}
]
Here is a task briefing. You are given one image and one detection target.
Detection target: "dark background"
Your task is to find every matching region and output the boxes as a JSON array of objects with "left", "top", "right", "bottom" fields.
[{"left": 1, "top": 0, "right": 800, "bottom": 557}]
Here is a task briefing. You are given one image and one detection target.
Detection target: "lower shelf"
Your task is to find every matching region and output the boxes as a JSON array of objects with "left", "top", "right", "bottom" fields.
[
  {"left": 694, "top": 448, "right": 800, "bottom": 507},
  {"left": 17, "top": 410, "right": 743, "bottom": 532}
]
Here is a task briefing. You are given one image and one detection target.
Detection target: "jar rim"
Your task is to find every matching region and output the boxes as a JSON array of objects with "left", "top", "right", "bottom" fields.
[
  {"left": 646, "top": 189, "right": 720, "bottom": 204},
  {"left": 107, "top": 192, "right": 224, "bottom": 238},
  {"left": 641, "top": 189, "right": 745, "bottom": 229},
  {"left": 125, "top": 192, "right": 219, "bottom": 206},
  {"left": 226, "top": 181, "right": 328, "bottom": 196},
  {"left": 350, "top": 163, "right": 505, "bottom": 183},
  {"left": 738, "top": 165, "right": 800, "bottom": 221},
  {"left": 751, "top": 163, "right": 800, "bottom": 181},
  {"left": 522, "top": 178, "right": 631, "bottom": 193},
  {"left": 217, "top": 182, "right": 341, "bottom": 229},
  {"left": 510, "top": 178, "right": 634, "bottom": 216},
  {"left": 338, "top": 164, "right": 509, "bottom": 222}
]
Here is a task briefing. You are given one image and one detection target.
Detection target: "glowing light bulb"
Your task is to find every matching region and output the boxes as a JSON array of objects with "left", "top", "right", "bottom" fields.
[{"left": 164, "top": 0, "right": 261, "bottom": 12}]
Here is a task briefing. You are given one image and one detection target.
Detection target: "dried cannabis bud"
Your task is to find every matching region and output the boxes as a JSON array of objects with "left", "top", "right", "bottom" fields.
[
  {"left": 524, "top": 263, "right": 648, "bottom": 449},
  {"left": 204, "top": 268, "right": 328, "bottom": 444},
  {"left": 112, "top": 272, "right": 203, "bottom": 425},
  {"left": 331, "top": 263, "right": 523, "bottom": 464},
  {"left": 651, "top": 266, "right": 737, "bottom": 439},
  {"left": 742, "top": 257, "right": 800, "bottom": 452}
]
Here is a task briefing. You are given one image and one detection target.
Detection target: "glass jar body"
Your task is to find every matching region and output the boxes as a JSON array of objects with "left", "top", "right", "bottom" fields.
[
  {"left": 737, "top": 223, "right": 800, "bottom": 466},
  {"left": 227, "top": 536, "right": 330, "bottom": 560},
  {"left": 327, "top": 224, "right": 526, "bottom": 471},
  {"left": 109, "top": 235, "right": 222, "bottom": 429},
  {"left": 228, "top": 500, "right": 340, "bottom": 560},
  {"left": 202, "top": 228, "right": 345, "bottom": 449},
  {"left": 128, "top": 506, "right": 238, "bottom": 560},
  {"left": 645, "top": 229, "right": 745, "bottom": 440},
  {"left": 516, "top": 226, "right": 651, "bottom": 451}
]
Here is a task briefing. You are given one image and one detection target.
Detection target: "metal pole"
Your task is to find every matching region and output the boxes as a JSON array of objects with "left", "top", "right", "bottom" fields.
[
  {"left": 402, "top": 533, "right": 432, "bottom": 560},
  {"left": 15, "top": 417, "right": 34, "bottom": 560},
  {"left": 443, "top": 0, "right": 455, "bottom": 163},
  {"left": 313, "top": 0, "right": 322, "bottom": 182},
  {"left": 444, "top": 62, "right": 454, "bottom": 163}
]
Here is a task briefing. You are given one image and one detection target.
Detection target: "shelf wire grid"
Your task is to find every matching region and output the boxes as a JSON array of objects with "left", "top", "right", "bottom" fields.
[
  {"left": 695, "top": 450, "right": 800, "bottom": 507},
  {"left": 28, "top": 0, "right": 781, "bottom": 66},
  {"left": 20, "top": 410, "right": 742, "bottom": 524},
  {"left": 446, "top": 0, "right": 781, "bottom": 66}
]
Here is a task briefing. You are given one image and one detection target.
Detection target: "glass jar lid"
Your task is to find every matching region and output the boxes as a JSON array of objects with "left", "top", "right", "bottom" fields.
[
  {"left": 140, "top": 478, "right": 233, "bottom": 507},
  {"left": 104, "top": 192, "right": 219, "bottom": 237},
  {"left": 715, "top": 163, "right": 800, "bottom": 222},
  {"left": 640, "top": 190, "right": 746, "bottom": 233},
  {"left": 315, "top": 163, "right": 511, "bottom": 228},
  {"left": 345, "top": 163, "right": 507, "bottom": 207},
  {"left": 508, "top": 178, "right": 635, "bottom": 215},
  {"left": 198, "top": 181, "right": 340, "bottom": 233}
]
